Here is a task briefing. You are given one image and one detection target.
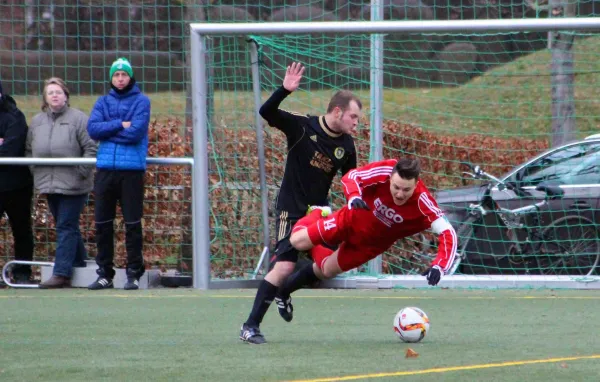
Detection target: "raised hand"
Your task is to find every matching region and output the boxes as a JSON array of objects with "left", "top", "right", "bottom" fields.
[{"left": 282, "top": 62, "right": 305, "bottom": 92}]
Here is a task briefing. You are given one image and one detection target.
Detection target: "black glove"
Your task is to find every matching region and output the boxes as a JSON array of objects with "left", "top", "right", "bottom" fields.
[
  {"left": 349, "top": 197, "right": 370, "bottom": 210},
  {"left": 421, "top": 266, "right": 442, "bottom": 286}
]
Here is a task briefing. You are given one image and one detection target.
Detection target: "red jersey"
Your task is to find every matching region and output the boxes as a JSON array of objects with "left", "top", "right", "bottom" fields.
[{"left": 340, "top": 159, "right": 457, "bottom": 272}]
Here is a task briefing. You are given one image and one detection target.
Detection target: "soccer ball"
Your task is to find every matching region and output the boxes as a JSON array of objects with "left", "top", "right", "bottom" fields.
[{"left": 393, "top": 307, "right": 430, "bottom": 343}]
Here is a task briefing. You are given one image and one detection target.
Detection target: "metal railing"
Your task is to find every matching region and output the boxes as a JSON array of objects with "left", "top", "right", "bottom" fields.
[{"left": 0, "top": 157, "right": 207, "bottom": 288}]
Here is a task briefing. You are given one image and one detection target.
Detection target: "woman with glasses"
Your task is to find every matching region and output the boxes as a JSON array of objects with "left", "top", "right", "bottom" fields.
[{"left": 26, "top": 77, "right": 97, "bottom": 288}]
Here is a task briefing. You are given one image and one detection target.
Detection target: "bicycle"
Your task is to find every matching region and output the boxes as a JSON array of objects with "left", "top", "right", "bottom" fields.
[{"left": 440, "top": 162, "right": 600, "bottom": 276}]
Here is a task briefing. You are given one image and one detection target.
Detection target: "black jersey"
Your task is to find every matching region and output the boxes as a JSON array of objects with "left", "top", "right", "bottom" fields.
[{"left": 259, "top": 87, "right": 357, "bottom": 217}]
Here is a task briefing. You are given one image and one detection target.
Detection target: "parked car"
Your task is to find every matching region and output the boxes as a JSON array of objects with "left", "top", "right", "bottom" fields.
[{"left": 431, "top": 134, "right": 600, "bottom": 276}]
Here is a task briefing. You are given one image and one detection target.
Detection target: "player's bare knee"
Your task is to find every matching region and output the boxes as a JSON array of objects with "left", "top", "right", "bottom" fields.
[
  {"left": 290, "top": 230, "right": 312, "bottom": 251},
  {"left": 320, "top": 255, "right": 343, "bottom": 279},
  {"left": 289, "top": 231, "right": 302, "bottom": 249},
  {"left": 266, "top": 261, "right": 296, "bottom": 285},
  {"left": 273, "top": 261, "right": 295, "bottom": 277},
  {"left": 321, "top": 267, "right": 339, "bottom": 279},
  {"left": 312, "top": 263, "right": 326, "bottom": 280}
]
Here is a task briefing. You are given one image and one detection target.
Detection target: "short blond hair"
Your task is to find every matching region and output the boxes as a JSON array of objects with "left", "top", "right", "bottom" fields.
[{"left": 42, "top": 77, "right": 70, "bottom": 112}]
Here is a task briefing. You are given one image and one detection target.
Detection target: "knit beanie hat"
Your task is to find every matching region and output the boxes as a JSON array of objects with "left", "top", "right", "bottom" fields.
[{"left": 109, "top": 57, "right": 134, "bottom": 79}]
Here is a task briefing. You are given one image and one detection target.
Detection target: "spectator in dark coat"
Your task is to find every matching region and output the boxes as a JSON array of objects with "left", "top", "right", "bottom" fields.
[{"left": 0, "top": 79, "right": 34, "bottom": 284}]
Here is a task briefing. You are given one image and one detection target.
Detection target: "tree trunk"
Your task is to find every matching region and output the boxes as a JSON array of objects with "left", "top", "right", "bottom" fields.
[
  {"left": 549, "top": 0, "right": 577, "bottom": 147},
  {"left": 25, "top": 0, "right": 37, "bottom": 49}
]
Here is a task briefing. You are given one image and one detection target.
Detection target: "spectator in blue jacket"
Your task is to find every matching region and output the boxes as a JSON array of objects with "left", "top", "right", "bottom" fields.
[{"left": 86, "top": 58, "right": 151, "bottom": 291}]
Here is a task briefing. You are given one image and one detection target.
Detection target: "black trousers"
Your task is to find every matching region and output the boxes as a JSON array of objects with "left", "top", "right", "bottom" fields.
[
  {"left": 94, "top": 170, "right": 145, "bottom": 279},
  {"left": 0, "top": 185, "right": 34, "bottom": 276}
]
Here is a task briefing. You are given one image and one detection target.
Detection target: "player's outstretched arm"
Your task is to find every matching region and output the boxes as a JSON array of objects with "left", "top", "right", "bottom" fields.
[
  {"left": 258, "top": 62, "right": 306, "bottom": 136},
  {"left": 422, "top": 224, "right": 456, "bottom": 286},
  {"left": 417, "top": 192, "right": 458, "bottom": 286}
]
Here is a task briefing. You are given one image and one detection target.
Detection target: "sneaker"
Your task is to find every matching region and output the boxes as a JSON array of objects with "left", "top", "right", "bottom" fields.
[
  {"left": 88, "top": 277, "right": 114, "bottom": 290},
  {"left": 275, "top": 295, "right": 294, "bottom": 322},
  {"left": 307, "top": 205, "right": 332, "bottom": 217},
  {"left": 124, "top": 277, "right": 139, "bottom": 290},
  {"left": 239, "top": 324, "right": 267, "bottom": 344}
]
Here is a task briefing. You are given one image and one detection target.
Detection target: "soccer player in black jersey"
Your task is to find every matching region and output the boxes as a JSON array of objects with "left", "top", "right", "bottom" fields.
[{"left": 240, "top": 62, "right": 362, "bottom": 344}]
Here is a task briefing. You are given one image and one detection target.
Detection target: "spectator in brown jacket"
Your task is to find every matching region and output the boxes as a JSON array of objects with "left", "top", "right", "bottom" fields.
[{"left": 27, "top": 77, "right": 97, "bottom": 288}]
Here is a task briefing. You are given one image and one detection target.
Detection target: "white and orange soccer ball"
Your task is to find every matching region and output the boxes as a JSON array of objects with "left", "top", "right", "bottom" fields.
[{"left": 393, "top": 307, "right": 430, "bottom": 343}]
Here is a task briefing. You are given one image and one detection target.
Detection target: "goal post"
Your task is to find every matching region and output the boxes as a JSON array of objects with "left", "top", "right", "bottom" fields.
[{"left": 190, "top": 18, "right": 600, "bottom": 290}]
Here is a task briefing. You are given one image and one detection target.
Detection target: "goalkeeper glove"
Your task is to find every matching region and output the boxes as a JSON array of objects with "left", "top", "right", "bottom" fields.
[
  {"left": 421, "top": 265, "right": 443, "bottom": 286},
  {"left": 348, "top": 196, "right": 369, "bottom": 210}
]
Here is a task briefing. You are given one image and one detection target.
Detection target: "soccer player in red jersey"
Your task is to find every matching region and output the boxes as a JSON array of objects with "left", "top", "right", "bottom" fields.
[{"left": 278, "top": 158, "right": 457, "bottom": 302}]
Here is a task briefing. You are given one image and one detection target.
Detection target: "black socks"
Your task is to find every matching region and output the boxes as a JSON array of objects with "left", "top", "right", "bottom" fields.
[
  {"left": 278, "top": 263, "right": 319, "bottom": 298},
  {"left": 245, "top": 280, "right": 278, "bottom": 327}
]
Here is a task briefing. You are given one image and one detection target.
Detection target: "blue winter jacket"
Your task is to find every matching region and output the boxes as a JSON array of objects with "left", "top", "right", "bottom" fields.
[{"left": 87, "top": 84, "right": 151, "bottom": 171}]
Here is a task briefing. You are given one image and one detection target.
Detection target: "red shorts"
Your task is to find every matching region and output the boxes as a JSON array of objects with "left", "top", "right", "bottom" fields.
[{"left": 306, "top": 208, "right": 387, "bottom": 272}]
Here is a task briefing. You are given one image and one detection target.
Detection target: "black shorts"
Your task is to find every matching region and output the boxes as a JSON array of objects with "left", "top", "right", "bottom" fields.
[{"left": 269, "top": 210, "right": 302, "bottom": 264}]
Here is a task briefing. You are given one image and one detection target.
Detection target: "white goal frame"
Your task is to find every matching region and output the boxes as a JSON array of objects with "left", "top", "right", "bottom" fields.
[{"left": 189, "top": 18, "right": 600, "bottom": 290}]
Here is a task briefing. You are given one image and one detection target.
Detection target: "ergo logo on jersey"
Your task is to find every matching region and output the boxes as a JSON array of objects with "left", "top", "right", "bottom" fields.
[{"left": 374, "top": 198, "right": 404, "bottom": 224}]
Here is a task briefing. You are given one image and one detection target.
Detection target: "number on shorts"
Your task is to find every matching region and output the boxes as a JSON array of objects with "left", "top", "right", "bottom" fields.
[{"left": 323, "top": 218, "right": 336, "bottom": 231}]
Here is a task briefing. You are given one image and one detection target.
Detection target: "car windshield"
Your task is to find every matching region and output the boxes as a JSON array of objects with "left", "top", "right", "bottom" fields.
[{"left": 509, "top": 142, "right": 600, "bottom": 186}]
